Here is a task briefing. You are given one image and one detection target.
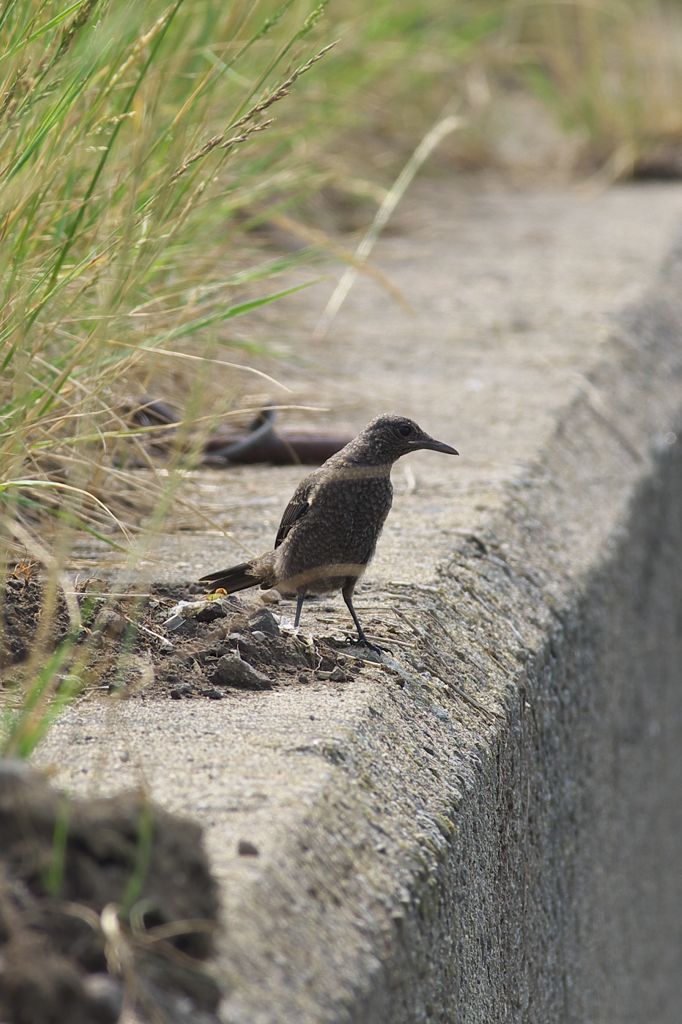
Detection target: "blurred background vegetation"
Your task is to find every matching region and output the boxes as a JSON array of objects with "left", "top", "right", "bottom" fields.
[
  {"left": 1, "top": 0, "right": 682, "bottom": 554},
  {"left": 319, "top": 0, "right": 682, "bottom": 183}
]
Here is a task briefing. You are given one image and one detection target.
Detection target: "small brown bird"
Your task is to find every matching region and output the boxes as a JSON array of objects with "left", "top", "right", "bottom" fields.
[{"left": 199, "top": 414, "right": 458, "bottom": 652}]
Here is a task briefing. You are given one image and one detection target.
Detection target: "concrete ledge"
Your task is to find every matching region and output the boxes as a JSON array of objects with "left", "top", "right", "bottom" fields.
[{"left": 34, "top": 185, "right": 682, "bottom": 1022}]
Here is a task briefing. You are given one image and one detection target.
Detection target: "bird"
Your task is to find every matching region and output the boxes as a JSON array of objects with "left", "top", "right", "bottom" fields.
[{"left": 198, "top": 414, "right": 458, "bottom": 652}]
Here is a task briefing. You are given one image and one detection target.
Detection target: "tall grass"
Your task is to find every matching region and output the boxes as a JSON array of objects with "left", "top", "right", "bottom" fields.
[{"left": 0, "top": 0, "right": 336, "bottom": 557}]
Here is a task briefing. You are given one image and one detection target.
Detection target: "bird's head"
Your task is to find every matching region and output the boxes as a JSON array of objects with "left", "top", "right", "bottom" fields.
[{"left": 350, "top": 414, "right": 459, "bottom": 464}]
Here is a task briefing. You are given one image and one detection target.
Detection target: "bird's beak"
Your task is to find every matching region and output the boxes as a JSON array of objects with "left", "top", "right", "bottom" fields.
[{"left": 416, "top": 437, "right": 459, "bottom": 456}]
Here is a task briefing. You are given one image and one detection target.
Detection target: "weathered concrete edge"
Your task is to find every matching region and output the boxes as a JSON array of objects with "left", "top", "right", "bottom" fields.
[{"left": 219, "top": 241, "right": 682, "bottom": 1024}]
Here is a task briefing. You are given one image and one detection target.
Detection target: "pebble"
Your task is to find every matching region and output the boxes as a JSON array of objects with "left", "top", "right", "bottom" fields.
[
  {"left": 237, "top": 839, "right": 259, "bottom": 857},
  {"left": 171, "top": 684, "right": 195, "bottom": 699},
  {"left": 196, "top": 602, "right": 228, "bottom": 623},
  {"left": 316, "top": 666, "right": 349, "bottom": 682},
  {"left": 212, "top": 653, "right": 271, "bottom": 690},
  {"left": 247, "top": 608, "right": 280, "bottom": 637},
  {"left": 93, "top": 609, "right": 127, "bottom": 639},
  {"left": 199, "top": 687, "right": 224, "bottom": 699}
]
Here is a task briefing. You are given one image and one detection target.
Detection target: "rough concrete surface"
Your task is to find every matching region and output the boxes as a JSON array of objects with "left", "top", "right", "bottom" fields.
[{"left": 33, "top": 180, "right": 682, "bottom": 1022}]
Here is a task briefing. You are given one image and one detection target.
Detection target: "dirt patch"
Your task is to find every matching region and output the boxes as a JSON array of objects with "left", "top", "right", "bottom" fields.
[
  {"left": 0, "top": 568, "right": 72, "bottom": 667},
  {"left": 0, "top": 572, "right": 381, "bottom": 706},
  {"left": 145, "top": 583, "right": 380, "bottom": 700},
  {"left": 0, "top": 758, "right": 221, "bottom": 1024}
]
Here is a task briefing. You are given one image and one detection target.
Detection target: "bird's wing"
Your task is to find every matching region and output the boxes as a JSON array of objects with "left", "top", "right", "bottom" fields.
[{"left": 274, "top": 474, "right": 316, "bottom": 548}]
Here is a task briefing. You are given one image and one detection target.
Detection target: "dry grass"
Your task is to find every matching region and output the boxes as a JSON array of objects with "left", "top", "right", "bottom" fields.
[{"left": 0, "top": 0, "right": 337, "bottom": 560}]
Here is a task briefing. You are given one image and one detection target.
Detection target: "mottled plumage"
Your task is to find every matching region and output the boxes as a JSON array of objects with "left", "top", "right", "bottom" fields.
[{"left": 199, "top": 414, "right": 458, "bottom": 650}]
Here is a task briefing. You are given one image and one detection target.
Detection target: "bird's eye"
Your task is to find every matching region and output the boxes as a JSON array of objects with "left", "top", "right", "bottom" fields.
[{"left": 397, "top": 424, "right": 412, "bottom": 437}]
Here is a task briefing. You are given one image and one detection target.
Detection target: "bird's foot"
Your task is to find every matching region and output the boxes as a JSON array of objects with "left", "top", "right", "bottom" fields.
[{"left": 345, "top": 635, "right": 385, "bottom": 657}]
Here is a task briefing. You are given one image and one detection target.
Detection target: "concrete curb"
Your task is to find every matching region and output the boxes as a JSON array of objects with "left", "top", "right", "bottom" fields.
[
  {"left": 216, "top": 217, "right": 682, "bottom": 1023},
  {"left": 33, "top": 186, "right": 682, "bottom": 1023}
]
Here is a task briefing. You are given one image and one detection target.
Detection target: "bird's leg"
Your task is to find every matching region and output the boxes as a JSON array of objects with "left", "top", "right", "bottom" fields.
[
  {"left": 294, "top": 594, "right": 305, "bottom": 628},
  {"left": 342, "top": 581, "right": 383, "bottom": 655}
]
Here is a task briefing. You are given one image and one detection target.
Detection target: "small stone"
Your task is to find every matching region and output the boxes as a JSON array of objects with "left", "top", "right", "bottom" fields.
[
  {"left": 196, "top": 602, "right": 228, "bottom": 623},
  {"left": 237, "top": 839, "right": 259, "bottom": 857},
  {"left": 298, "top": 673, "right": 309, "bottom": 684},
  {"left": 93, "top": 609, "right": 127, "bottom": 639},
  {"left": 212, "top": 653, "right": 271, "bottom": 690},
  {"left": 227, "top": 630, "right": 247, "bottom": 643},
  {"left": 199, "top": 686, "right": 223, "bottom": 699},
  {"left": 170, "top": 688, "right": 182, "bottom": 700},
  {"left": 251, "top": 630, "right": 266, "bottom": 642},
  {"left": 247, "top": 608, "right": 280, "bottom": 637},
  {"left": 329, "top": 666, "right": 348, "bottom": 682},
  {"left": 208, "top": 621, "right": 230, "bottom": 641},
  {"left": 169, "top": 653, "right": 193, "bottom": 668}
]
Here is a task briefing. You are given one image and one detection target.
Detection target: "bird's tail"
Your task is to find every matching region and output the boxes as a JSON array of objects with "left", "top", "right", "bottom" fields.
[{"left": 198, "top": 562, "right": 263, "bottom": 594}]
